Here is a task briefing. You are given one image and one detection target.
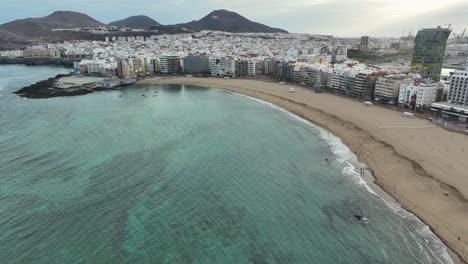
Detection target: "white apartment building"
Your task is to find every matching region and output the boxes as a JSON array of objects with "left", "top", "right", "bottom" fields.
[
  {"left": 399, "top": 83, "right": 440, "bottom": 108},
  {"left": 448, "top": 62, "right": 468, "bottom": 106},
  {"left": 399, "top": 84, "right": 419, "bottom": 106},
  {"left": 80, "top": 60, "right": 106, "bottom": 75},
  {"left": 415, "top": 83, "right": 440, "bottom": 108},
  {"left": 159, "top": 56, "right": 169, "bottom": 73},
  {"left": 248, "top": 61, "right": 255, "bottom": 76},
  {"left": 210, "top": 57, "right": 235, "bottom": 77}
]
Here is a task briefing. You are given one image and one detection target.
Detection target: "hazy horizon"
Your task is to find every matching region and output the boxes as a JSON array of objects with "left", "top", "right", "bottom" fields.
[{"left": 1, "top": 0, "right": 467, "bottom": 37}]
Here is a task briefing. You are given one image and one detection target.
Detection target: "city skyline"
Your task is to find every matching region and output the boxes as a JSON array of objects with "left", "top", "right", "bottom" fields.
[{"left": 1, "top": 0, "right": 467, "bottom": 37}]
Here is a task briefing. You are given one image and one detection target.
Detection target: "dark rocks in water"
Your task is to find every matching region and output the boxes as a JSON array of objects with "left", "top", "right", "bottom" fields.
[
  {"left": 14, "top": 74, "right": 82, "bottom": 99},
  {"left": 14, "top": 74, "right": 97, "bottom": 99}
]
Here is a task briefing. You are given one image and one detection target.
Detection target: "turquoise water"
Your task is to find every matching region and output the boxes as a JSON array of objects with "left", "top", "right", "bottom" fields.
[{"left": 0, "top": 65, "right": 454, "bottom": 263}]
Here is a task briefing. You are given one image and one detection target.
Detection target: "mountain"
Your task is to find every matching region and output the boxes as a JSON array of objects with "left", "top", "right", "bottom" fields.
[
  {"left": 0, "top": 11, "right": 105, "bottom": 49},
  {"left": 0, "top": 11, "right": 104, "bottom": 37},
  {"left": 176, "top": 10, "right": 287, "bottom": 33},
  {"left": 109, "top": 15, "right": 160, "bottom": 29},
  {"left": 0, "top": 9, "right": 287, "bottom": 49}
]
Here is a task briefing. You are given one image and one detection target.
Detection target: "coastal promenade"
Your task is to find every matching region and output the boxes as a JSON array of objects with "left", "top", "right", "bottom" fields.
[{"left": 139, "top": 77, "right": 468, "bottom": 263}]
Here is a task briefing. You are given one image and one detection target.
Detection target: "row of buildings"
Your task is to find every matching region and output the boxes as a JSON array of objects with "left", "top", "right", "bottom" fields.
[
  {"left": 1, "top": 28, "right": 466, "bottom": 122},
  {"left": 74, "top": 54, "right": 452, "bottom": 111}
]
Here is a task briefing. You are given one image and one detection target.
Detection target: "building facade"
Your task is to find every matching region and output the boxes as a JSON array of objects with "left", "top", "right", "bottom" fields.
[
  {"left": 183, "top": 55, "right": 210, "bottom": 74},
  {"left": 447, "top": 62, "right": 468, "bottom": 106},
  {"left": 351, "top": 72, "right": 377, "bottom": 100},
  {"left": 331, "top": 69, "right": 356, "bottom": 95},
  {"left": 234, "top": 60, "right": 249, "bottom": 77},
  {"left": 374, "top": 75, "right": 413, "bottom": 103},
  {"left": 399, "top": 83, "right": 440, "bottom": 109},
  {"left": 167, "top": 56, "right": 182, "bottom": 74},
  {"left": 399, "top": 84, "right": 418, "bottom": 107},
  {"left": 415, "top": 83, "right": 440, "bottom": 108},
  {"left": 410, "top": 27, "right": 451, "bottom": 81},
  {"left": 210, "top": 57, "right": 235, "bottom": 77}
]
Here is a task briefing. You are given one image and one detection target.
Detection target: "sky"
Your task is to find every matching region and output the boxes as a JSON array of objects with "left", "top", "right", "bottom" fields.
[{"left": 1, "top": 0, "right": 467, "bottom": 37}]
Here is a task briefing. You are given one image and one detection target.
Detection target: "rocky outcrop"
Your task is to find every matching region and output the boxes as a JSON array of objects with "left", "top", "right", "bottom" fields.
[{"left": 14, "top": 74, "right": 92, "bottom": 98}]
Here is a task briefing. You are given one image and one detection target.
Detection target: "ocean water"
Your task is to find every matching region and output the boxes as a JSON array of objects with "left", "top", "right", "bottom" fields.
[{"left": 0, "top": 65, "right": 455, "bottom": 264}]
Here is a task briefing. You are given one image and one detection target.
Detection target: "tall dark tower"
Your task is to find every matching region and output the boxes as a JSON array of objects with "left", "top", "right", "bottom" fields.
[
  {"left": 410, "top": 26, "right": 451, "bottom": 81},
  {"left": 360, "top": 36, "right": 369, "bottom": 46}
]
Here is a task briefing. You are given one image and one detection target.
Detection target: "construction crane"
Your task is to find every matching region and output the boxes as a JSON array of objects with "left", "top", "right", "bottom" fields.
[{"left": 462, "top": 28, "right": 466, "bottom": 39}]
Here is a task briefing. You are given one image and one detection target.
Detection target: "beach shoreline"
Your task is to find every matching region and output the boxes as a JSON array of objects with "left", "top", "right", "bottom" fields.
[{"left": 138, "top": 76, "right": 468, "bottom": 263}]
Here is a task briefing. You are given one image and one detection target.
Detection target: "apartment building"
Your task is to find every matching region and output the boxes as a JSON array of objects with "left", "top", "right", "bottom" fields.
[
  {"left": 351, "top": 72, "right": 377, "bottom": 100},
  {"left": 183, "top": 55, "right": 210, "bottom": 74},
  {"left": 234, "top": 60, "right": 249, "bottom": 77},
  {"left": 415, "top": 83, "right": 440, "bottom": 108},
  {"left": 399, "top": 82, "right": 440, "bottom": 108},
  {"left": 374, "top": 75, "right": 413, "bottom": 103},
  {"left": 210, "top": 57, "right": 235, "bottom": 77},
  {"left": 331, "top": 69, "right": 356, "bottom": 95},
  {"left": 448, "top": 62, "right": 468, "bottom": 106}
]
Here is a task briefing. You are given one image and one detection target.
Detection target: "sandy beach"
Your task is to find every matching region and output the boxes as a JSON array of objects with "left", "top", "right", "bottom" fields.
[{"left": 139, "top": 77, "right": 468, "bottom": 262}]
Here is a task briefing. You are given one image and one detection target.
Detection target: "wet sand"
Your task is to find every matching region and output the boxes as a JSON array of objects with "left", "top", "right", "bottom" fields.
[{"left": 139, "top": 77, "right": 468, "bottom": 263}]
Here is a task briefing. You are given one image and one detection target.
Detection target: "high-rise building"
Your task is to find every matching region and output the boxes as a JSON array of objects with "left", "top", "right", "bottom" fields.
[
  {"left": 132, "top": 57, "right": 145, "bottom": 76},
  {"left": 183, "top": 55, "right": 210, "bottom": 74},
  {"left": 359, "top": 36, "right": 370, "bottom": 52},
  {"left": 159, "top": 56, "right": 169, "bottom": 73},
  {"left": 167, "top": 56, "right": 182, "bottom": 74},
  {"left": 352, "top": 72, "right": 378, "bottom": 100},
  {"left": 410, "top": 27, "right": 451, "bottom": 81},
  {"left": 448, "top": 61, "right": 468, "bottom": 106},
  {"left": 234, "top": 60, "right": 249, "bottom": 77},
  {"left": 360, "top": 36, "right": 369, "bottom": 46}
]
